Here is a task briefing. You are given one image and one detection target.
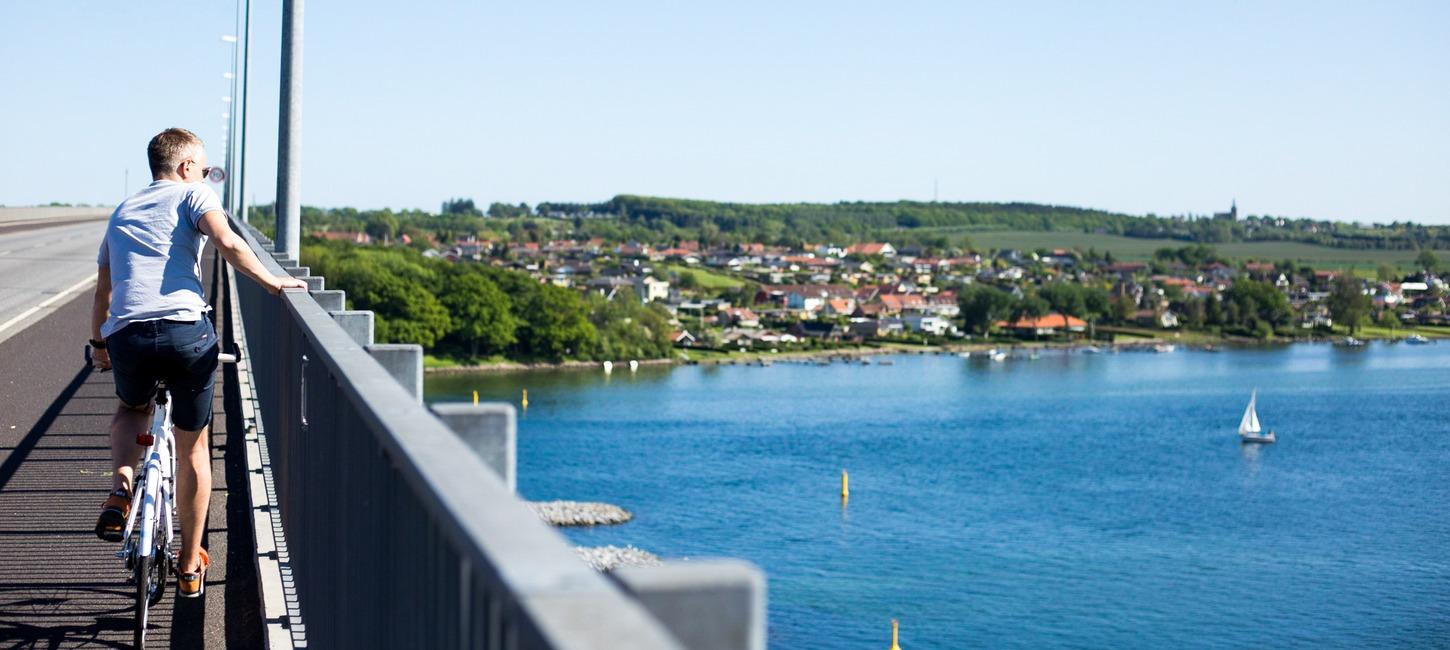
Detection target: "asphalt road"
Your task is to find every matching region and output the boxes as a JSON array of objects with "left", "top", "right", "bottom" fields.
[{"left": 0, "top": 220, "right": 108, "bottom": 346}]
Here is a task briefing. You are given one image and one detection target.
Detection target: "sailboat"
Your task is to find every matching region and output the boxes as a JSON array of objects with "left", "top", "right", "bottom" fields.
[{"left": 1239, "top": 389, "right": 1276, "bottom": 444}]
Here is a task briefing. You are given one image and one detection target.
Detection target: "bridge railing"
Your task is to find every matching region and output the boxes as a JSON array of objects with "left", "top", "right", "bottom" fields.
[{"left": 229, "top": 221, "right": 737, "bottom": 649}]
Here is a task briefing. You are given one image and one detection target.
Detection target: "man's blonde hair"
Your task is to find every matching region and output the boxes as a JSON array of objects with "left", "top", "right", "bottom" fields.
[{"left": 147, "top": 128, "right": 203, "bottom": 177}]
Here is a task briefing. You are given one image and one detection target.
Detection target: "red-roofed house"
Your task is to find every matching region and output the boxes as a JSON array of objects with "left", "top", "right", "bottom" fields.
[
  {"left": 719, "top": 307, "right": 760, "bottom": 328},
  {"left": 824, "top": 298, "right": 856, "bottom": 317},
  {"left": 877, "top": 293, "right": 927, "bottom": 315},
  {"left": 845, "top": 242, "right": 897, "bottom": 257},
  {"left": 996, "top": 313, "right": 1087, "bottom": 336}
]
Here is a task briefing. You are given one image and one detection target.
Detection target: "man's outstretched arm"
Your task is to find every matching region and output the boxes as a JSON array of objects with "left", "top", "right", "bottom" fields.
[{"left": 197, "top": 210, "right": 308, "bottom": 295}]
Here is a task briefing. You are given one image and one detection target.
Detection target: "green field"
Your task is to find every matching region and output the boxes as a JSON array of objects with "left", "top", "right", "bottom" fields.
[
  {"left": 665, "top": 263, "right": 744, "bottom": 289},
  {"left": 931, "top": 230, "right": 1445, "bottom": 270}
]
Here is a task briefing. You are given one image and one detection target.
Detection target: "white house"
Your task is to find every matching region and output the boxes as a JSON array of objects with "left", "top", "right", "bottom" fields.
[
  {"left": 903, "top": 314, "right": 952, "bottom": 336},
  {"left": 633, "top": 276, "right": 671, "bottom": 302}
]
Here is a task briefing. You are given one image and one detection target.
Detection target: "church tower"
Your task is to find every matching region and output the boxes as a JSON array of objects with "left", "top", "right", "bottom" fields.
[{"left": 1213, "top": 200, "right": 1239, "bottom": 221}]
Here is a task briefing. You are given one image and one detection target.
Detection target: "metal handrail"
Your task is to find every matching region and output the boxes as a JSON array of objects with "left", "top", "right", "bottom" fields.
[{"left": 231, "top": 222, "right": 683, "bottom": 648}]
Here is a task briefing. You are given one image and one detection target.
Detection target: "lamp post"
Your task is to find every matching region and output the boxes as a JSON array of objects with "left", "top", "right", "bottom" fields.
[
  {"left": 276, "top": 0, "right": 304, "bottom": 259},
  {"left": 236, "top": 0, "right": 253, "bottom": 223},
  {"left": 221, "top": 34, "right": 238, "bottom": 214}
]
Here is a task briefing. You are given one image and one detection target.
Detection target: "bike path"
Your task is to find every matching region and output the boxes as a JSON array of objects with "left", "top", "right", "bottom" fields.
[{"left": 0, "top": 254, "right": 262, "bottom": 647}]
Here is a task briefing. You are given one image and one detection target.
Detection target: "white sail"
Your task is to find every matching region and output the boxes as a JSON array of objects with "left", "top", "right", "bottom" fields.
[{"left": 1238, "top": 390, "right": 1260, "bottom": 435}]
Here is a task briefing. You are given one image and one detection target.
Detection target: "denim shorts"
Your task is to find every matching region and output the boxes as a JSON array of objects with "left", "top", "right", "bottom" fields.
[{"left": 106, "top": 318, "right": 219, "bottom": 431}]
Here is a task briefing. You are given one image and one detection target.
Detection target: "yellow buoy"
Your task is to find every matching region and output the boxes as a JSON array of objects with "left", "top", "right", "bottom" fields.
[
  {"left": 472, "top": 390, "right": 479, "bottom": 405},
  {"left": 841, "top": 469, "right": 849, "bottom": 501},
  {"left": 521, "top": 388, "right": 529, "bottom": 411},
  {"left": 889, "top": 619, "right": 901, "bottom": 650}
]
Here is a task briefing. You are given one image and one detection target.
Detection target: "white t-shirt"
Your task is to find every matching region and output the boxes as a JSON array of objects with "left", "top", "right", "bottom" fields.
[{"left": 96, "top": 180, "right": 222, "bottom": 338}]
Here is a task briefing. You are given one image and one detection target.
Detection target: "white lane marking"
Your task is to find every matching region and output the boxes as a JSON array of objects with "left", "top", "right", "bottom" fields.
[{"left": 0, "top": 272, "right": 98, "bottom": 338}]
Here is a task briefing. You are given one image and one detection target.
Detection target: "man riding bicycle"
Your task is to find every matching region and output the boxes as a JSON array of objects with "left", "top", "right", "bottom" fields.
[{"left": 89, "top": 127, "right": 305, "bottom": 598}]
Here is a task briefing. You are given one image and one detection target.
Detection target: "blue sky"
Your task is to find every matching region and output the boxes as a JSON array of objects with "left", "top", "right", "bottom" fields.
[{"left": 2, "top": 1, "right": 1446, "bottom": 224}]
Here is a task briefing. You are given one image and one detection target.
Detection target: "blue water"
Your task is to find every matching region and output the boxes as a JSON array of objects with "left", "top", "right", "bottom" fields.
[{"left": 427, "top": 344, "right": 1450, "bottom": 648}]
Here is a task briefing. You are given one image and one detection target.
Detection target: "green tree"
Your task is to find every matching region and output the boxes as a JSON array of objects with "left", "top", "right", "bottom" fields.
[
  {"left": 441, "top": 197, "right": 481, "bottom": 216},
  {"left": 1181, "top": 297, "right": 1207, "bottom": 329},
  {"left": 1376, "top": 263, "right": 1398, "bottom": 282},
  {"left": 365, "top": 211, "right": 400, "bottom": 242},
  {"left": 1223, "top": 279, "right": 1292, "bottom": 336},
  {"left": 514, "top": 283, "right": 597, "bottom": 361},
  {"left": 440, "top": 272, "right": 517, "bottom": 357},
  {"left": 1011, "top": 293, "right": 1050, "bottom": 323},
  {"left": 1204, "top": 294, "right": 1224, "bottom": 326},
  {"left": 1326, "top": 275, "right": 1372, "bottom": 334},
  {"left": 1416, "top": 249, "right": 1440, "bottom": 272},
  {"left": 1083, "top": 287, "right": 1111, "bottom": 320},
  {"left": 1039, "top": 283, "right": 1085, "bottom": 319},
  {"left": 587, "top": 289, "right": 674, "bottom": 360},
  {"left": 956, "top": 284, "right": 1014, "bottom": 335},
  {"left": 677, "top": 270, "right": 700, "bottom": 290},
  {"left": 330, "top": 260, "right": 451, "bottom": 347},
  {"left": 1039, "top": 282, "right": 1087, "bottom": 338},
  {"left": 1112, "top": 293, "right": 1137, "bottom": 324}
]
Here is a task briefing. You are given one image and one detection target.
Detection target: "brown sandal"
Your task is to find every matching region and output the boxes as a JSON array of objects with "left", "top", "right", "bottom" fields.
[
  {"left": 95, "top": 489, "right": 130, "bottom": 542},
  {"left": 177, "top": 549, "right": 209, "bottom": 598}
]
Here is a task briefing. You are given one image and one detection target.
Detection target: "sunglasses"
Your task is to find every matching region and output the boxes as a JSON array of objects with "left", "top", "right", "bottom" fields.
[{"left": 185, "top": 159, "right": 221, "bottom": 182}]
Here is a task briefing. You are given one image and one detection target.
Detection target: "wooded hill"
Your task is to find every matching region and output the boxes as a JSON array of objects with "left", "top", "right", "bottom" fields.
[{"left": 540, "top": 195, "right": 1449, "bottom": 252}]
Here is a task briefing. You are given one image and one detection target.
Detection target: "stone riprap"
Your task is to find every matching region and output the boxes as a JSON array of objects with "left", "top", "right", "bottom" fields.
[
  {"left": 575, "top": 545, "right": 661, "bottom": 572},
  {"left": 529, "top": 500, "right": 633, "bottom": 526}
]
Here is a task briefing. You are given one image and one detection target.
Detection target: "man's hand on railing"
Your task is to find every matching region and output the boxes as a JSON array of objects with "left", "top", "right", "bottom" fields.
[{"left": 263, "top": 274, "right": 309, "bottom": 295}]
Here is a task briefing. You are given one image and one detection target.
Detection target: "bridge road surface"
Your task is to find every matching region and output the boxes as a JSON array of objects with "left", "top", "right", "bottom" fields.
[
  {"left": 0, "top": 230, "right": 263, "bottom": 647},
  {"left": 0, "top": 219, "right": 109, "bottom": 347}
]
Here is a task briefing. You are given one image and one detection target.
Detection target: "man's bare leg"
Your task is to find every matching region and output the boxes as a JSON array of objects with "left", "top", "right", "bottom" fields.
[
  {"left": 173, "top": 423, "right": 211, "bottom": 573},
  {"left": 110, "top": 401, "right": 151, "bottom": 494}
]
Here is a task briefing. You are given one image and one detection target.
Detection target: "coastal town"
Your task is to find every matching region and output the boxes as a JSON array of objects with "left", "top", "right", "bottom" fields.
[{"left": 309, "top": 220, "right": 1448, "bottom": 362}]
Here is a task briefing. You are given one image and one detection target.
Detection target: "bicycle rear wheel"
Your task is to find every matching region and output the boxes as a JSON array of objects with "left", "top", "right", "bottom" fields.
[
  {"left": 134, "top": 553, "right": 151, "bottom": 648},
  {"left": 133, "top": 544, "right": 168, "bottom": 647}
]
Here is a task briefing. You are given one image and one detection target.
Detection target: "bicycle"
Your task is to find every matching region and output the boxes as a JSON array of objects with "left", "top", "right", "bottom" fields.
[{"left": 86, "top": 344, "right": 236, "bottom": 648}]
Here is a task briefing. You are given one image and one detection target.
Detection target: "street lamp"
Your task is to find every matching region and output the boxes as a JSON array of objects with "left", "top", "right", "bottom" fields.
[{"left": 221, "top": 32, "right": 239, "bottom": 213}]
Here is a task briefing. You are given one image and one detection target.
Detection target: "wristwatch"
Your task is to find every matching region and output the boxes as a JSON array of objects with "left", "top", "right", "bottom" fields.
[{"left": 89, "top": 338, "right": 107, "bottom": 350}]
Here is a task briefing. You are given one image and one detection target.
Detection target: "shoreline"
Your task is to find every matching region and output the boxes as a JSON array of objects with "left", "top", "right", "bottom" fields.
[{"left": 424, "top": 329, "right": 1443, "bottom": 375}]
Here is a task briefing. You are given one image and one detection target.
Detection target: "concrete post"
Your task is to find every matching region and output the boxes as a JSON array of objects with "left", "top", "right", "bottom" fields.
[
  {"left": 431, "top": 403, "right": 516, "bottom": 491},
  {"left": 329, "top": 311, "right": 373, "bottom": 347},
  {"left": 611, "top": 560, "right": 766, "bottom": 650},
  {"left": 311, "top": 290, "right": 345, "bottom": 312},
  {"left": 366, "top": 344, "right": 423, "bottom": 403},
  {"left": 275, "top": 0, "right": 303, "bottom": 259},
  {"left": 285, "top": 266, "right": 310, "bottom": 277},
  {"left": 298, "top": 276, "right": 323, "bottom": 291}
]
